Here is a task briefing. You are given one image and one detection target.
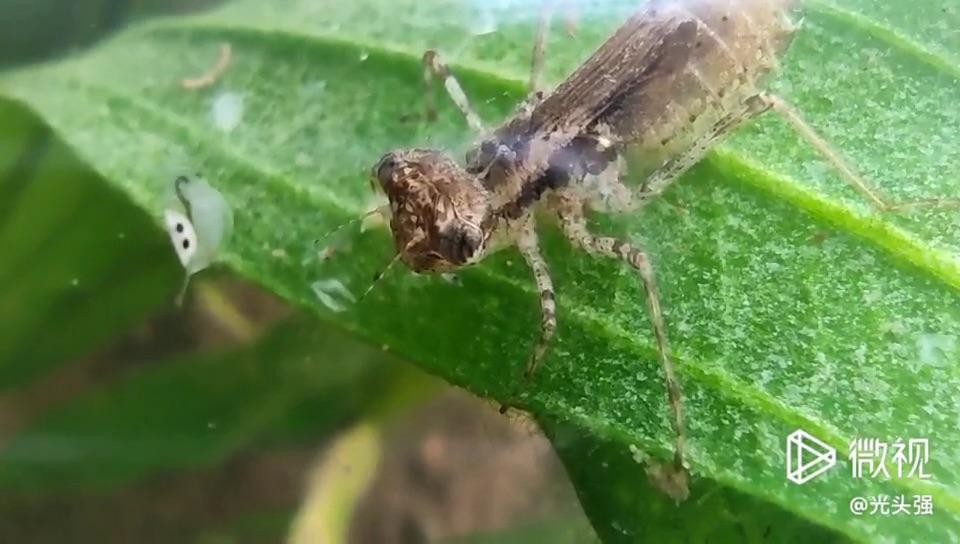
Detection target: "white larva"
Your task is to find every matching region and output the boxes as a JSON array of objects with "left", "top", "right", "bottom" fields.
[{"left": 164, "top": 174, "right": 233, "bottom": 303}]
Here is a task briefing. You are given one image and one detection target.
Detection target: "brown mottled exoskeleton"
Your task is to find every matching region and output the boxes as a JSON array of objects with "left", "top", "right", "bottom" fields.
[{"left": 370, "top": 0, "right": 960, "bottom": 499}]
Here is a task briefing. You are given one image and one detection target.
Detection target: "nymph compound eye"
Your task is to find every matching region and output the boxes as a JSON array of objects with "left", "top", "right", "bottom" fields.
[{"left": 373, "top": 152, "right": 400, "bottom": 187}]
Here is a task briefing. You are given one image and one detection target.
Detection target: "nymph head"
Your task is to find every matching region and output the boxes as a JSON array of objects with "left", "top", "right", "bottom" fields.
[{"left": 372, "top": 149, "right": 491, "bottom": 273}]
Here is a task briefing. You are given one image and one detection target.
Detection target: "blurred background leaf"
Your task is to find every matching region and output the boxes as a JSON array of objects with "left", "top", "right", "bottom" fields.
[
  {"left": 0, "top": 0, "right": 226, "bottom": 69},
  {"left": 0, "top": 100, "right": 181, "bottom": 389},
  {"left": 0, "top": 313, "right": 413, "bottom": 491}
]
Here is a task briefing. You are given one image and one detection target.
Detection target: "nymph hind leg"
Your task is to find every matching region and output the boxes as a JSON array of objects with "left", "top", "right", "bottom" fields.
[
  {"left": 625, "top": 92, "right": 960, "bottom": 212},
  {"left": 759, "top": 93, "right": 960, "bottom": 212}
]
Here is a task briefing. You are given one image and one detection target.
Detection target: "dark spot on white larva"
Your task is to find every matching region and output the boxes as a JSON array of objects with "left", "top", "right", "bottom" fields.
[
  {"left": 182, "top": 239, "right": 190, "bottom": 249},
  {"left": 176, "top": 223, "right": 184, "bottom": 233}
]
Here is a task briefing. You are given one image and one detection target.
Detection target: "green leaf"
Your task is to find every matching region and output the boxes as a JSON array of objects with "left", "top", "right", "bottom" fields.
[{"left": 2, "top": 0, "right": 960, "bottom": 540}]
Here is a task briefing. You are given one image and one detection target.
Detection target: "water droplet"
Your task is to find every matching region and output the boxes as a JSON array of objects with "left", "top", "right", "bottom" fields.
[
  {"left": 471, "top": 9, "right": 498, "bottom": 35},
  {"left": 311, "top": 278, "right": 356, "bottom": 313},
  {"left": 301, "top": 80, "right": 327, "bottom": 97},
  {"left": 211, "top": 91, "right": 244, "bottom": 132},
  {"left": 440, "top": 273, "right": 462, "bottom": 287},
  {"left": 917, "top": 333, "right": 957, "bottom": 367}
]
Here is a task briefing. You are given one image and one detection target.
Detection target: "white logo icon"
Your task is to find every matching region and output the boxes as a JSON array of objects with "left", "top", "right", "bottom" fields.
[{"left": 786, "top": 429, "right": 837, "bottom": 484}]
